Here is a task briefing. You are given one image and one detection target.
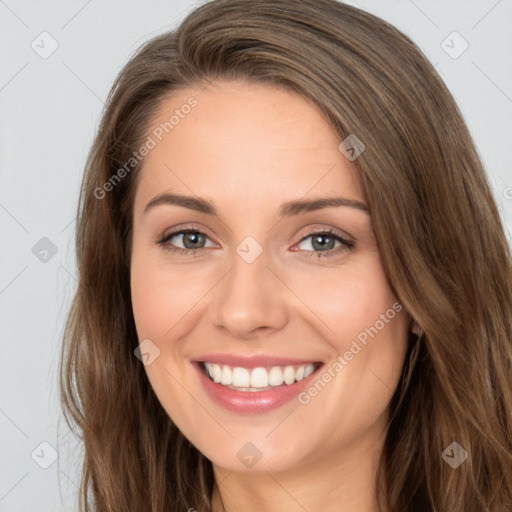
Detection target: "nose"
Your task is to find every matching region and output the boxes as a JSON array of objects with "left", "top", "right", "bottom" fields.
[{"left": 209, "top": 248, "right": 289, "bottom": 340}]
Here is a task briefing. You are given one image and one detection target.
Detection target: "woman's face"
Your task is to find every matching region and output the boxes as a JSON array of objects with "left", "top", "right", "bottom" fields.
[{"left": 130, "top": 80, "right": 410, "bottom": 473}]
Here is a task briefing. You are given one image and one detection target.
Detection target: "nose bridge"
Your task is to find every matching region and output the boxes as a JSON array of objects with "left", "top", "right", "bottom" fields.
[{"left": 210, "top": 242, "right": 288, "bottom": 338}]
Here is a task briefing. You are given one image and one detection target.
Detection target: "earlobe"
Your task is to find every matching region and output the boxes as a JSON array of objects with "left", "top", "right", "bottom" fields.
[
  {"left": 411, "top": 321, "right": 423, "bottom": 338},
  {"left": 405, "top": 308, "right": 424, "bottom": 338}
]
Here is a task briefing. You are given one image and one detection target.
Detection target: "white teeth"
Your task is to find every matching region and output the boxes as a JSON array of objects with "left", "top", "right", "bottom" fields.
[
  {"left": 212, "top": 364, "right": 221, "bottom": 383},
  {"left": 221, "top": 365, "right": 232, "bottom": 385},
  {"left": 232, "top": 367, "right": 250, "bottom": 387},
  {"left": 250, "top": 367, "right": 269, "bottom": 388},
  {"left": 268, "top": 366, "right": 283, "bottom": 386},
  {"left": 203, "top": 362, "right": 318, "bottom": 390},
  {"left": 283, "top": 365, "right": 295, "bottom": 385}
]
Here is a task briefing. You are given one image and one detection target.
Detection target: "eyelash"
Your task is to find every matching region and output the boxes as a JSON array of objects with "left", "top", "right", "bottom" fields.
[{"left": 156, "top": 225, "right": 355, "bottom": 259}]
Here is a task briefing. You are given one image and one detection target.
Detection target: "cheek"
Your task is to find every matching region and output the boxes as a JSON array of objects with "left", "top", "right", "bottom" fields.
[
  {"left": 129, "top": 245, "right": 211, "bottom": 425},
  {"left": 130, "top": 243, "right": 212, "bottom": 340},
  {"left": 283, "top": 253, "right": 404, "bottom": 345},
  {"left": 284, "top": 254, "right": 409, "bottom": 409},
  {"left": 130, "top": 261, "right": 169, "bottom": 340}
]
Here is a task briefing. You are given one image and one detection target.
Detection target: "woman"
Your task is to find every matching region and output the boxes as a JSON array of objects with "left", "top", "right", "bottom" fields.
[{"left": 59, "top": 0, "right": 512, "bottom": 510}]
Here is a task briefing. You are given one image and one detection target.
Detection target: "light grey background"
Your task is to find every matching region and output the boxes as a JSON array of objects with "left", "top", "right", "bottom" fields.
[{"left": 1, "top": 0, "right": 511, "bottom": 510}]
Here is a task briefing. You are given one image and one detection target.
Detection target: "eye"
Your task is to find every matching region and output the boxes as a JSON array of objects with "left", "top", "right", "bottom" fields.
[
  {"left": 294, "top": 229, "right": 354, "bottom": 259},
  {"left": 157, "top": 228, "right": 216, "bottom": 255},
  {"left": 156, "top": 226, "right": 354, "bottom": 258}
]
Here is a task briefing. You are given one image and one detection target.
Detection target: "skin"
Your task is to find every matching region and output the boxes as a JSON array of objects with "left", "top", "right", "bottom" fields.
[{"left": 130, "top": 80, "right": 412, "bottom": 512}]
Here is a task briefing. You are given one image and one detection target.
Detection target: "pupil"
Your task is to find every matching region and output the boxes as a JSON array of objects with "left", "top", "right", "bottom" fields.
[
  {"left": 184, "top": 232, "right": 203, "bottom": 248},
  {"left": 313, "top": 235, "right": 333, "bottom": 251}
]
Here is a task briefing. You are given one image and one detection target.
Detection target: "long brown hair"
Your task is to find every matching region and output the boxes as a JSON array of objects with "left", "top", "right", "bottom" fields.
[{"left": 59, "top": 0, "right": 512, "bottom": 510}]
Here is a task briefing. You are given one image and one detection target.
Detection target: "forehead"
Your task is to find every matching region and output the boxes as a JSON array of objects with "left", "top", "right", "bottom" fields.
[{"left": 134, "top": 80, "right": 365, "bottom": 213}]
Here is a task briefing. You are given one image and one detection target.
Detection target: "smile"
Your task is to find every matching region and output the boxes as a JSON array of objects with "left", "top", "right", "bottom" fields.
[
  {"left": 192, "top": 355, "right": 324, "bottom": 413},
  {"left": 201, "top": 362, "right": 319, "bottom": 391}
]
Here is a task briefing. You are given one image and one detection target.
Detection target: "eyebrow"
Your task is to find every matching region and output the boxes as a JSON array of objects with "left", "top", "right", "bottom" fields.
[{"left": 143, "top": 192, "right": 370, "bottom": 217}]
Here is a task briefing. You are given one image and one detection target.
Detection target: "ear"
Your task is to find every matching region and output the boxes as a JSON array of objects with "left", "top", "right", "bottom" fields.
[{"left": 411, "top": 320, "right": 423, "bottom": 337}]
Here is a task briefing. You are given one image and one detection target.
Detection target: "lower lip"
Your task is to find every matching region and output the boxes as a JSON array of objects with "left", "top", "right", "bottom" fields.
[{"left": 193, "top": 362, "right": 322, "bottom": 414}]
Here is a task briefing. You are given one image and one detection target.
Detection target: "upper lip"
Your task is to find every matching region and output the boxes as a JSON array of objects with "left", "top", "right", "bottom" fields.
[{"left": 191, "top": 354, "right": 322, "bottom": 369}]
